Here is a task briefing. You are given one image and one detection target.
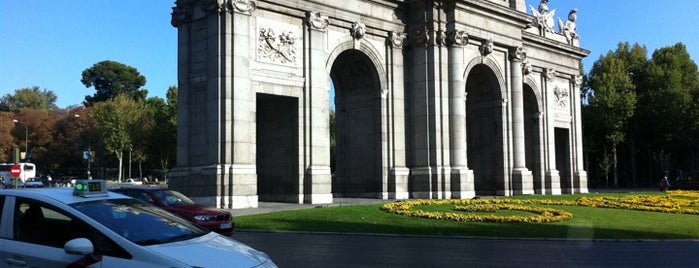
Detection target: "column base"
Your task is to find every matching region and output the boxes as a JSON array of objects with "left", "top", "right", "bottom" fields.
[
  {"left": 451, "top": 167, "right": 475, "bottom": 199},
  {"left": 512, "top": 168, "right": 534, "bottom": 195},
  {"left": 545, "top": 170, "right": 561, "bottom": 195}
]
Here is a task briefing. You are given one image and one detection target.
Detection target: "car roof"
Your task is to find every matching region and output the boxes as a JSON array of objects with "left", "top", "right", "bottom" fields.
[
  {"left": 0, "top": 187, "right": 128, "bottom": 205},
  {"left": 111, "top": 187, "right": 169, "bottom": 192}
]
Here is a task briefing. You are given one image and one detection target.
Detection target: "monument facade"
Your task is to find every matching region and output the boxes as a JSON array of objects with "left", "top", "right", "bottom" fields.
[{"left": 169, "top": 0, "right": 589, "bottom": 208}]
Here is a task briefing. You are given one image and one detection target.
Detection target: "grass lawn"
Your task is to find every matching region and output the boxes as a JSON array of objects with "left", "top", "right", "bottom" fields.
[{"left": 235, "top": 191, "right": 699, "bottom": 239}]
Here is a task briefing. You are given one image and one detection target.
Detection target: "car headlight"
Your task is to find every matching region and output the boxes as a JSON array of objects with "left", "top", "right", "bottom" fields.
[{"left": 193, "top": 215, "right": 216, "bottom": 221}]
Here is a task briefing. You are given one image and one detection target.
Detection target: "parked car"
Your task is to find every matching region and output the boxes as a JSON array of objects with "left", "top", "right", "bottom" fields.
[
  {"left": 0, "top": 182, "right": 276, "bottom": 267},
  {"left": 110, "top": 187, "right": 235, "bottom": 235},
  {"left": 24, "top": 177, "right": 44, "bottom": 187},
  {"left": 123, "top": 178, "right": 143, "bottom": 185}
]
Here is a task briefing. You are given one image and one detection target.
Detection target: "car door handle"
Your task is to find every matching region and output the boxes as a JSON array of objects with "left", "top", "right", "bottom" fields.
[{"left": 5, "top": 257, "right": 27, "bottom": 266}]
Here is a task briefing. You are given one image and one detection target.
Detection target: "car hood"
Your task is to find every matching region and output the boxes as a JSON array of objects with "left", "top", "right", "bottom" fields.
[
  {"left": 147, "top": 232, "right": 273, "bottom": 268},
  {"left": 168, "top": 204, "right": 227, "bottom": 215}
]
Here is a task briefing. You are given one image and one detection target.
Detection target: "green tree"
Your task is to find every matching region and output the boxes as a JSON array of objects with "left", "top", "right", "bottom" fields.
[
  {"left": 635, "top": 43, "right": 699, "bottom": 176},
  {"left": 91, "top": 94, "right": 148, "bottom": 181},
  {"left": 0, "top": 86, "right": 58, "bottom": 111},
  {"left": 81, "top": 60, "right": 148, "bottom": 106},
  {"left": 146, "top": 86, "right": 178, "bottom": 179},
  {"left": 587, "top": 44, "right": 638, "bottom": 187}
]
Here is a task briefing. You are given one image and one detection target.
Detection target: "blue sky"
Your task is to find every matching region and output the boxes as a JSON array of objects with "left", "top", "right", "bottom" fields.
[{"left": 2, "top": 1, "right": 699, "bottom": 108}]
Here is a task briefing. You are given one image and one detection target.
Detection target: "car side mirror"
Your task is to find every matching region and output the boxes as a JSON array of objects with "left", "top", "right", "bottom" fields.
[{"left": 64, "top": 238, "right": 94, "bottom": 255}]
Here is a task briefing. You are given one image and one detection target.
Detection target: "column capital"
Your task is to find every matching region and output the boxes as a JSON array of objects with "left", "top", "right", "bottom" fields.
[
  {"left": 306, "top": 11, "right": 329, "bottom": 31},
  {"left": 446, "top": 30, "right": 469, "bottom": 47},
  {"left": 389, "top": 32, "right": 407, "bottom": 48},
  {"left": 509, "top": 45, "right": 527, "bottom": 62}
]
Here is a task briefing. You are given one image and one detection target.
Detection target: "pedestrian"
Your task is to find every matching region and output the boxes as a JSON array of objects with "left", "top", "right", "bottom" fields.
[{"left": 661, "top": 175, "right": 670, "bottom": 191}]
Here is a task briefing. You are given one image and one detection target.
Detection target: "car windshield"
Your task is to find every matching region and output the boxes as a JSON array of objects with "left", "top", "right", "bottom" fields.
[
  {"left": 153, "top": 190, "right": 197, "bottom": 206},
  {"left": 71, "top": 198, "right": 209, "bottom": 246}
]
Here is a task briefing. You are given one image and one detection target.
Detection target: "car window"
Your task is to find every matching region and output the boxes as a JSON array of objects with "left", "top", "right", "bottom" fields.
[
  {"left": 120, "top": 190, "right": 154, "bottom": 203},
  {"left": 153, "top": 190, "right": 196, "bottom": 206},
  {"left": 72, "top": 198, "right": 209, "bottom": 246},
  {"left": 13, "top": 198, "right": 131, "bottom": 259}
]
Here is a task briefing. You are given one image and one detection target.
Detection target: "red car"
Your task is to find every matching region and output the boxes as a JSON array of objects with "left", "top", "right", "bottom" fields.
[{"left": 110, "top": 187, "right": 235, "bottom": 235}]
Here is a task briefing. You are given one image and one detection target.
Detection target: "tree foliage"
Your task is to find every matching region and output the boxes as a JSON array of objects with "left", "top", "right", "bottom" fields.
[
  {"left": 0, "top": 86, "right": 58, "bottom": 111},
  {"left": 91, "top": 94, "right": 149, "bottom": 181},
  {"left": 586, "top": 43, "right": 639, "bottom": 187},
  {"left": 584, "top": 42, "right": 699, "bottom": 187},
  {"left": 81, "top": 60, "right": 148, "bottom": 106}
]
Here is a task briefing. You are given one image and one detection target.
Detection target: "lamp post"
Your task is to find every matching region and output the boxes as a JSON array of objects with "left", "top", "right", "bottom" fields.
[
  {"left": 128, "top": 144, "right": 133, "bottom": 179},
  {"left": 12, "top": 119, "right": 28, "bottom": 161}
]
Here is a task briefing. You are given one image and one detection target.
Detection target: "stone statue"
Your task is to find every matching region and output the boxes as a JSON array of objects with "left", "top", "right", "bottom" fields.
[
  {"left": 530, "top": 0, "right": 555, "bottom": 33},
  {"left": 558, "top": 9, "right": 578, "bottom": 45}
]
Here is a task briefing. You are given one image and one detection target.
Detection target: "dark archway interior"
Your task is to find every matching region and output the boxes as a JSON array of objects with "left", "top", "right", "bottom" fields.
[
  {"left": 555, "top": 127, "right": 572, "bottom": 192},
  {"left": 466, "top": 64, "right": 504, "bottom": 195},
  {"left": 330, "top": 49, "right": 382, "bottom": 197},
  {"left": 523, "top": 84, "right": 542, "bottom": 192},
  {"left": 256, "top": 93, "right": 299, "bottom": 202}
]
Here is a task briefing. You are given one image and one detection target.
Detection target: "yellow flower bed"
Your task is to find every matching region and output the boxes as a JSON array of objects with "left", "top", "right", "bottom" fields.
[
  {"left": 381, "top": 199, "right": 573, "bottom": 223},
  {"left": 381, "top": 190, "right": 699, "bottom": 224}
]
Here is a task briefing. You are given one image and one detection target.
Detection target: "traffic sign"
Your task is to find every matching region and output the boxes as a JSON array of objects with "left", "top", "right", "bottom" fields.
[{"left": 10, "top": 165, "right": 21, "bottom": 178}]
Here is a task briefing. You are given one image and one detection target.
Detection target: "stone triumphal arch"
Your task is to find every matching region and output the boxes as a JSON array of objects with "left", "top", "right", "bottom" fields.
[{"left": 168, "top": 0, "right": 589, "bottom": 208}]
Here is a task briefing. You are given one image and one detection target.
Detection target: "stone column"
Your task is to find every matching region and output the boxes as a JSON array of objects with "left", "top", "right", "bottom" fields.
[
  {"left": 447, "top": 30, "right": 474, "bottom": 198},
  {"left": 572, "top": 75, "right": 588, "bottom": 193},
  {"left": 510, "top": 46, "right": 534, "bottom": 195},
  {"left": 388, "top": 31, "right": 410, "bottom": 200},
  {"left": 300, "top": 11, "right": 333, "bottom": 204},
  {"left": 544, "top": 68, "right": 561, "bottom": 195}
]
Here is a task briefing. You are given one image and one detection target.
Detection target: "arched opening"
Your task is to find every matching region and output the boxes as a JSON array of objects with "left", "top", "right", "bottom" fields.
[
  {"left": 524, "top": 84, "right": 542, "bottom": 193},
  {"left": 466, "top": 64, "right": 505, "bottom": 196},
  {"left": 330, "top": 49, "right": 382, "bottom": 197}
]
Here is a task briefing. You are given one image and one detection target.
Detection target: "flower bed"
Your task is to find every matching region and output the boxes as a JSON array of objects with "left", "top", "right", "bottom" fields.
[{"left": 381, "top": 190, "right": 699, "bottom": 224}]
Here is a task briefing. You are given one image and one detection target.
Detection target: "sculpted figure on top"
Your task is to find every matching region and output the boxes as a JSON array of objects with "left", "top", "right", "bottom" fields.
[
  {"left": 558, "top": 9, "right": 579, "bottom": 45},
  {"left": 530, "top": 0, "right": 555, "bottom": 33}
]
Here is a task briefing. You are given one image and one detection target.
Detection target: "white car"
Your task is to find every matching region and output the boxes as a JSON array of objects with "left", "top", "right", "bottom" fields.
[
  {"left": 24, "top": 177, "right": 44, "bottom": 188},
  {"left": 0, "top": 180, "right": 277, "bottom": 267}
]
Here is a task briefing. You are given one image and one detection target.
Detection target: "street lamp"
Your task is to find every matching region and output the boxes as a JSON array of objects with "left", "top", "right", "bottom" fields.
[
  {"left": 12, "top": 119, "right": 28, "bottom": 161},
  {"left": 128, "top": 144, "right": 133, "bottom": 180}
]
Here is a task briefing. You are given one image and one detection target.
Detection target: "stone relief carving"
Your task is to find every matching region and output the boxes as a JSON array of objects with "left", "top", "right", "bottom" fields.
[
  {"left": 509, "top": 46, "right": 527, "bottom": 62},
  {"left": 350, "top": 21, "right": 366, "bottom": 40},
  {"left": 389, "top": 31, "right": 407, "bottom": 48},
  {"left": 414, "top": 25, "right": 430, "bottom": 47},
  {"left": 171, "top": 5, "right": 190, "bottom": 27},
  {"left": 446, "top": 30, "right": 468, "bottom": 47},
  {"left": 307, "top": 12, "right": 329, "bottom": 30},
  {"left": 573, "top": 75, "right": 583, "bottom": 87},
  {"left": 553, "top": 86, "right": 569, "bottom": 108},
  {"left": 558, "top": 9, "right": 578, "bottom": 45},
  {"left": 172, "top": 0, "right": 256, "bottom": 27},
  {"left": 522, "top": 61, "right": 532, "bottom": 76},
  {"left": 436, "top": 30, "right": 447, "bottom": 46},
  {"left": 258, "top": 28, "right": 297, "bottom": 64},
  {"left": 545, "top": 68, "right": 557, "bottom": 81},
  {"left": 231, "top": 0, "right": 256, "bottom": 14},
  {"left": 529, "top": 0, "right": 555, "bottom": 33},
  {"left": 307, "top": 11, "right": 329, "bottom": 31},
  {"left": 479, "top": 38, "right": 494, "bottom": 56}
]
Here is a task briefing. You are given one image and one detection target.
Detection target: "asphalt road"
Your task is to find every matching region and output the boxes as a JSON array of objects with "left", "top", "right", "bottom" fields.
[{"left": 233, "top": 231, "right": 699, "bottom": 268}]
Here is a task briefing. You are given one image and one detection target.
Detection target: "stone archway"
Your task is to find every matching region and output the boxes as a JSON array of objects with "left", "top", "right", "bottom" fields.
[
  {"left": 330, "top": 49, "right": 383, "bottom": 198},
  {"left": 466, "top": 64, "right": 505, "bottom": 196}
]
